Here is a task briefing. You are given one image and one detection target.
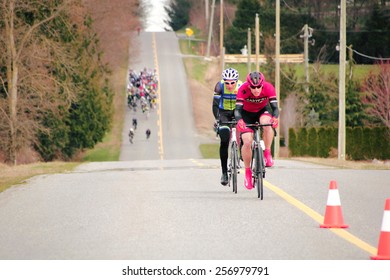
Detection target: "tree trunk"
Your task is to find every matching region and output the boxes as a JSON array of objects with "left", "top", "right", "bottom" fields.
[
  {"left": 5, "top": 0, "right": 18, "bottom": 165},
  {"left": 9, "top": 64, "right": 18, "bottom": 166}
]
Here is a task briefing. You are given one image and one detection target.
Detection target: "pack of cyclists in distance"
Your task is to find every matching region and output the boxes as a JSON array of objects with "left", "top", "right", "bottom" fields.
[
  {"left": 127, "top": 67, "right": 158, "bottom": 144},
  {"left": 127, "top": 67, "right": 159, "bottom": 113}
]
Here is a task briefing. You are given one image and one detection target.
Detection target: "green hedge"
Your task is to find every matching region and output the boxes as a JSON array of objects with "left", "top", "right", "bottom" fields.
[{"left": 288, "top": 127, "right": 390, "bottom": 160}]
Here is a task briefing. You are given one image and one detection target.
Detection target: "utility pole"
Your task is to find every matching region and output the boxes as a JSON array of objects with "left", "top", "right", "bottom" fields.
[
  {"left": 247, "top": 28, "right": 251, "bottom": 73},
  {"left": 221, "top": 47, "right": 225, "bottom": 72},
  {"left": 205, "top": 0, "right": 215, "bottom": 59},
  {"left": 220, "top": 0, "right": 224, "bottom": 72},
  {"left": 274, "top": 0, "right": 280, "bottom": 159},
  {"left": 300, "top": 24, "right": 313, "bottom": 94},
  {"left": 255, "top": 13, "right": 259, "bottom": 72},
  {"left": 205, "top": 0, "right": 209, "bottom": 24},
  {"left": 338, "top": 0, "right": 346, "bottom": 161}
]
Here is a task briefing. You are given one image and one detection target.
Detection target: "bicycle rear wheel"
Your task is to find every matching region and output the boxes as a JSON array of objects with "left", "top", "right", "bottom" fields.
[{"left": 231, "top": 142, "right": 238, "bottom": 194}]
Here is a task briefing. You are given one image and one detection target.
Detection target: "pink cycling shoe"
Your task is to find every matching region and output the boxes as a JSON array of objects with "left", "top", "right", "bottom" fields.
[
  {"left": 264, "top": 149, "right": 274, "bottom": 167},
  {"left": 244, "top": 168, "right": 253, "bottom": 189}
]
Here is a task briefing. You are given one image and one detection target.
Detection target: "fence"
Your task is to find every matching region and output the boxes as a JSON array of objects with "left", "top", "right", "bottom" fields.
[{"left": 224, "top": 54, "right": 304, "bottom": 64}]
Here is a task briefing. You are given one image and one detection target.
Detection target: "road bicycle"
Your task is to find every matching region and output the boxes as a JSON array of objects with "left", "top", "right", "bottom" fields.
[
  {"left": 132, "top": 118, "right": 138, "bottom": 130},
  {"left": 128, "top": 95, "right": 137, "bottom": 112},
  {"left": 140, "top": 97, "right": 150, "bottom": 119},
  {"left": 146, "top": 129, "right": 151, "bottom": 139},
  {"left": 246, "top": 123, "right": 274, "bottom": 200},
  {"left": 220, "top": 120, "right": 240, "bottom": 194}
]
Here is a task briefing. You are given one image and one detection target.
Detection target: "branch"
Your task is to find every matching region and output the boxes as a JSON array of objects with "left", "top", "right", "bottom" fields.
[{"left": 15, "top": 1, "right": 72, "bottom": 62}]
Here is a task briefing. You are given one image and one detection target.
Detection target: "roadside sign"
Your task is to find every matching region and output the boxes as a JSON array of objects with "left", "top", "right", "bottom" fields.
[{"left": 185, "top": 28, "right": 193, "bottom": 37}]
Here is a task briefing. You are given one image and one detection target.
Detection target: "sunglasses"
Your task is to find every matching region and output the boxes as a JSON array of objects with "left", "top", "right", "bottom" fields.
[
  {"left": 225, "top": 81, "right": 236, "bottom": 85},
  {"left": 250, "top": 85, "right": 263, "bottom": 89}
]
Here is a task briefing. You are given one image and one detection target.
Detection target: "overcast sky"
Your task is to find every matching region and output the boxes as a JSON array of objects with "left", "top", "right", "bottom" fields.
[{"left": 143, "top": 0, "right": 172, "bottom": 32}]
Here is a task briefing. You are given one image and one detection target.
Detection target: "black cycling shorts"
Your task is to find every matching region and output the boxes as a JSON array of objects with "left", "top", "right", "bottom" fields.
[
  {"left": 218, "top": 109, "right": 235, "bottom": 126},
  {"left": 241, "top": 106, "right": 273, "bottom": 132}
]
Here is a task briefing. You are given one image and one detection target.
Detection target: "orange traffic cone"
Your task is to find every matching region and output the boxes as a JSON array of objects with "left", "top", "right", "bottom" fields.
[
  {"left": 371, "top": 198, "right": 390, "bottom": 260},
  {"left": 320, "top": 180, "right": 348, "bottom": 228}
]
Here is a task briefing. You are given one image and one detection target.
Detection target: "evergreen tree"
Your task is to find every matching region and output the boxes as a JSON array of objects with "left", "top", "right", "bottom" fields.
[
  {"left": 165, "top": 0, "right": 191, "bottom": 31},
  {"left": 346, "top": 79, "right": 367, "bottom": 127},
  {"left": 304, "top": 69, "right": 338, "bottom": 126},
  {"left": 224, "top": 0, "right": 261, "bottom": 54},
  {"left": 352, "top": 4, "right": 390, "bottom": 64},
  {"left": 307, "top": 108, "right": 321, "bottom": 127},
  {"left": 32, "top": 9, "right": 113, "bottom": 160},
  {"left": 51, "top": 16, "right": 113, "bottom": 160}
]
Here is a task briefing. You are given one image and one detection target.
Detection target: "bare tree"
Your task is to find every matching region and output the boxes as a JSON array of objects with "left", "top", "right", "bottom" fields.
[
  {"left": 362, "top": 61, "right": 390, "bottom": 128},
  {"left": 0, "top": 0, "right": 80, "bottom": 164}
]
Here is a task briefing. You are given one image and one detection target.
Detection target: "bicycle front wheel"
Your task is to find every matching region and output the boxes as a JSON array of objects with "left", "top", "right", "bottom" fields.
[
  {"left": 231, "top": 142, "right": 238, "bottom": 194},
  {"left": 253, "top": 146, "right": 263, "bottom": 199}
]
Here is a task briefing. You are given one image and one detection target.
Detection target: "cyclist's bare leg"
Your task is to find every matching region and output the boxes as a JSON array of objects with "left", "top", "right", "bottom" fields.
[
  {"left": 241, "top": 132, "right": 254, "bottom": 168},
  {"left": 260, "top": 115, "right": 274, "bottom": 150}
]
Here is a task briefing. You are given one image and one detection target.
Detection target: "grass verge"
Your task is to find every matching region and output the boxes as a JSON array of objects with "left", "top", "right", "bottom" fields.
[
  {"left": 199, "top": 143, "right": 219, "bottom": 159},
  {"left": 0, "top": 162, "right": 80, "bottom": 193}
]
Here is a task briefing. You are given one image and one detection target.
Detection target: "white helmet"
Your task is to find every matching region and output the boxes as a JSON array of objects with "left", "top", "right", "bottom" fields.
[{"left": 222, "top": 68, "right": 239, "bottom": 80}]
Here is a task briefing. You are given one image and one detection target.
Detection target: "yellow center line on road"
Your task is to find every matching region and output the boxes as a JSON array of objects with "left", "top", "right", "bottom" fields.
[
  {"left": 264, "top": 180, "right": 377, "bottom": 256},
  {"left": 190, "top": 159, "right": 204, "bottom": 166},
  {"left": 152, "top": 32, "right": 164, "bottom": 160}
]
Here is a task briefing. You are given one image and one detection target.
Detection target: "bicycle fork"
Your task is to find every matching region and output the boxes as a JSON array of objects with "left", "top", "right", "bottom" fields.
[
  {"left": 251, "top": 139, "right": 265, "bottom": 176},
  {"left": 231, "top": 127, "right": 241, "bottom": 172}
]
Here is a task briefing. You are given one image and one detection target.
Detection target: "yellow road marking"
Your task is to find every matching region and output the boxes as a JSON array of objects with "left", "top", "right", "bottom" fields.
[
  {"left": 264, "top": 180, "right": 377, "bottom": 255},
  {"left": 152, "top": 33, "right": 164, "bottom": 160},
  {"left": 190, "top": 159, "right": 205, "bottom": 167}
]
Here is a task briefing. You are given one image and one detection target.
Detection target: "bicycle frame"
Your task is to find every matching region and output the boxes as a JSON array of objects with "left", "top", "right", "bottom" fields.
[
  {"left": 220, "top": 121, "right": 240, "bottom": 194},
  {"left": 229, "top": 125, "right": 239, "bottom": 194}
]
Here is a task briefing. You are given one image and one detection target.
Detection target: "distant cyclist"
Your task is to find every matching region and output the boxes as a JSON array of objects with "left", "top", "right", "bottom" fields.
[
  {"left": 146, "top": 129, "right": 151, "bottom": 139},
  {"left": 212, "top": 67, "right": 243, "bottom": 186},
  {"left": 235, "top": 71, "right": 279, "bottom": 190},
  {"left": 128, "top": 128, "right": 135, "bottom": 144}
]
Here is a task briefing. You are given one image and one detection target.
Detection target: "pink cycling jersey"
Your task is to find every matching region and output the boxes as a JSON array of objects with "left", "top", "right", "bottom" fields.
[{"left": 236, "top": 81, "right": 276, "bottom": 112}]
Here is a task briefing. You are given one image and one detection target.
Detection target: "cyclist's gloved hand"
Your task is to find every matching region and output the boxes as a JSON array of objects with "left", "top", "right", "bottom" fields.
[
  {"left": 213, "top": 120, "right": 219, "bottom": 132},
  {"left": 271, "top": 117, "right": 278, "bottom": 128},
  {"left": 237, "top": 119, "right": 247, "bottom": 130}
]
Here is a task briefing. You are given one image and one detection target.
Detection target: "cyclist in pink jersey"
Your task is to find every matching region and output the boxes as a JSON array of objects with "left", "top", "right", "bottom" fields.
[{"left": 234, "top": 71, "right": 279, "bottom": 190}]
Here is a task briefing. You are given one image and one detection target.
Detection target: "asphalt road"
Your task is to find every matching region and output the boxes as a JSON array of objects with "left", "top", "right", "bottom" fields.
[
  {"left": 0, "top": 158, "right": 389, "bottom": 260},
  {"left": 0, "top": 31, "right": 389, "bottom": 262},
  {"left": 120, "top": 32, "right": 202, "bottom": 161}
]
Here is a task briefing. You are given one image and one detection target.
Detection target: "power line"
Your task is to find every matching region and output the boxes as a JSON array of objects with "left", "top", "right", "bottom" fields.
[
  {"left": 281, "top": 0, "right": 300, "bottom": 13},
  {"left": 347, "top": 45, "right": 390, "bottom": 61},
  {"left": 223, "top": 3, "right": 233, "bottom": 26}
]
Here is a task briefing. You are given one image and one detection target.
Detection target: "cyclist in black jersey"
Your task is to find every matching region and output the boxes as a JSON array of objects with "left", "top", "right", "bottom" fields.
[
  {"left": 212, "top": 68, "right": 243, "bottom": 186},
  {"left": 146, "top": 129, "right": 151, "bottom": 139},
  {"left": 128, "top": 128, "right": 135, "bottom": 144}
]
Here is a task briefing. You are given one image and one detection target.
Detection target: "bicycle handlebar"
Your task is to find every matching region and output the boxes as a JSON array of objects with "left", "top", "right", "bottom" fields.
[
  {"left": 217, "top": 121, "right": 277, "bottom": 136},
  {"left": 219, "top": 120, "right": 238, "bottom": 125},
  {"left": 245, "top": 123, "right": 273, "bottom": 127}
]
